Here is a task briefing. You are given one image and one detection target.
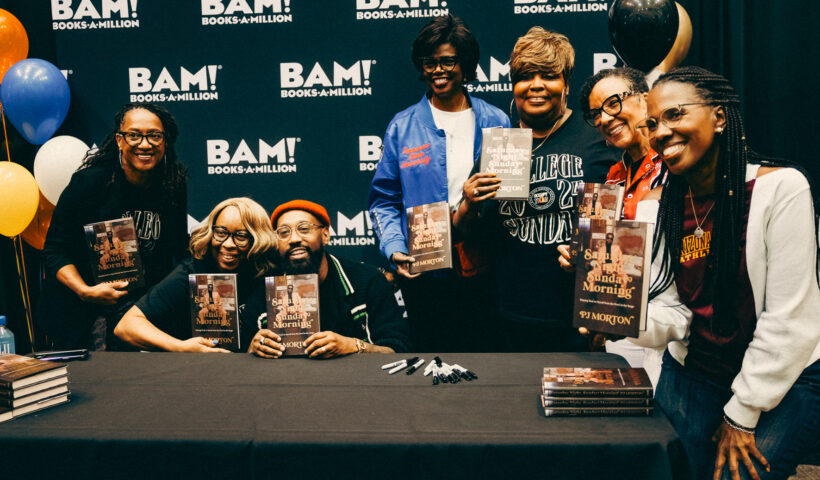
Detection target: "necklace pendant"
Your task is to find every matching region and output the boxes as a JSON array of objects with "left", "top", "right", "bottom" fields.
[{"left": 694, "top": 226, "right": 704, "bottom": 238}]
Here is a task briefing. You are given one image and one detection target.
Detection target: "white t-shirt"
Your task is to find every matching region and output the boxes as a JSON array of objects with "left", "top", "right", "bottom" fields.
[{"left": 429, "top": 100, "right": 476, "bottom": 208}]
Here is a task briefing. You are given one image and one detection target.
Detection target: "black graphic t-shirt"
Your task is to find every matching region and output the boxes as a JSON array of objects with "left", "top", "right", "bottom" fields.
[{"left": 482, "top": 111, "right": 619, "bottom": 326}]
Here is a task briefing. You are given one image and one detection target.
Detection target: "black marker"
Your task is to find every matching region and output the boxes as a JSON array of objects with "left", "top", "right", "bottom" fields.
[{"left": 405, "top": 359, "right": 425, "bottom": 375}]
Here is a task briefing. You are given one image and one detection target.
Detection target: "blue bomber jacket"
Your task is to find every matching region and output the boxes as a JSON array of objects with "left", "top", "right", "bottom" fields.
[{"left": 368, "top": 93, "right": 510, "bottom": 263}]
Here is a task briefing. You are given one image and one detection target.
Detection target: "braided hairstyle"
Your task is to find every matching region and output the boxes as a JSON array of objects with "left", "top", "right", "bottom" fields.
[
  {"left": 647, "top": 66, "right": 818, "bottom": 335},
  {"left": 81, "top": 102, "right": 187, "bottom": 210}
]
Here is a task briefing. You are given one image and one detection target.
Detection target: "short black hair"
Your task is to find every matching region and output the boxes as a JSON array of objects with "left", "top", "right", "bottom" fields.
[
  {"left": 411, "top": 14, "right": 479, "bottom": 82},
  {"left": 579, "top": 67, "right": 648, "bottom": 114}
]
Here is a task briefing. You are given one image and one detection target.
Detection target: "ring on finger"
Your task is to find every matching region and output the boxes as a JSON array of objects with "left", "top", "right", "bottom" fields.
[{"left": 473, "top": 188, "right": 479, "bottom": 197}]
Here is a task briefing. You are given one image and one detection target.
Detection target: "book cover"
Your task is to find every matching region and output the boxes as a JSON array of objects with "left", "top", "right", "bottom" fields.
[
  {"left": 572, "top": 219, "right": 653, "bottom": 338},
  {"left": 569, "top": 183, "right": 624, "bottom": 260},
  {"left": 84, "top": 217, "right": 145, "bottom": 288},
  {"left": 542, "top": 367, "right": 653, "bottom": 397},
  {"left": 265, "top": 274, "right": 320, "bottom": 356},
  {"left": 540, "top": 396, "right": 653, "bottom": 407},
  {"left": 406, "top": 201, "right": 452, "bottom": 273},
  {"left": 0, "top": 384, "right": 69, "bottom": 409},
  {"left": 542, "top": 406, "right": 653, "bottom": 417},
  {"left": 0, "top": 355, "right": 67, "bottom": 390},
  {"left": 189, "top": 274, "right": 241, "bottom": 351},
  {"left": 479, "top": 127, "right": 532, "bottom": 200}
]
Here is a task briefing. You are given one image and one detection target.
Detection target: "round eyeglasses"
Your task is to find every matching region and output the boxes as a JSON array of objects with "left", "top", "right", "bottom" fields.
[
  {"left": 212, "top": 226, "right": 253, "bottom": 247},
  {"left": 584, "top": 91, "right": 634, "bottom": 127}
]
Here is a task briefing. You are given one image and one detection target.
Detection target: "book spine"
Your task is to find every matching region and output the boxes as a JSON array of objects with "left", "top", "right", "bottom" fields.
[
  {"left": 541, "top": 387, "right": 653, "bottom": 398},
  {"left": 541, "top": 396, "right": 653, "bottom": 407},
  {"left": 543, "top": 407, "right": 653, "bottom": 417}
]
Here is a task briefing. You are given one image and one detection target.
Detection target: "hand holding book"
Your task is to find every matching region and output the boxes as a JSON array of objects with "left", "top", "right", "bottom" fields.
[
  {"left": 78, "top": 280, "right": 129, "bottom": 305},
  {"left": 390, "top": 252, "right": 420, "bottom": 279},
  {"left": 177, "top": 337, "right": 231, "bottom": 353},
  {"left": 249, "top": 329, "right": 284, "bottom": 358},
  {"left": 304, "top": 331, "right": 358, "bottom": 359},
  {"left": 462, "top": 172, "right": 501, "bottom": 206}
]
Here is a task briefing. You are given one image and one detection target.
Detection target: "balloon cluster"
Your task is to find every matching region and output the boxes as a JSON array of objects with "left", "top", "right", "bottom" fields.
[{"left": 0, "top": 9, "right": 89, "bottom": 245}]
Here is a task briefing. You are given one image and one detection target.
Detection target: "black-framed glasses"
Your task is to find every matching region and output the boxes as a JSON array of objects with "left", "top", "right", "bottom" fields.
[
  {"left": 421, "top": 56, "right": 458, "bottom": 73},
  {"left": 636, "top": 103, "right": 713, "bottom": 136},
  {"left": 583, "top": 91, "right": 634, "bottom": 127},
  {"left": 117, "top": 131, "right": 166, "bottom": 146},
  {"left": 275, "top": 222, "right": 324, "bottom": 239},
  {"left": 212, "top": 226, "right": 253, "bottom": 247}
]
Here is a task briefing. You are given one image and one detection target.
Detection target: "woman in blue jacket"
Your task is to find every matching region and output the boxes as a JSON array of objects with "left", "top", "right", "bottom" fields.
[{"left": 368, "top": 15, "right": 509, "bottom": 352}]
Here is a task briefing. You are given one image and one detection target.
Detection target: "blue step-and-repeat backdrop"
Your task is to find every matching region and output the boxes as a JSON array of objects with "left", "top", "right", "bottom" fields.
[{"left": 51, "top": 0, "right": 618, "bottom": 266}]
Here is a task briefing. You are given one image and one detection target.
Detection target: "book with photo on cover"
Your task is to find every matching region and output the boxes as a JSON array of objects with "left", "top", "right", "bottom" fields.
[
  {"left": 406, "top": 201, "right": 452, "bottom": 273},
  {"left": 84, "top": 217, "right": 145, "bottom": 288},
  {"left": 569, "top": 183, "right": 624, "bottom": 260},
  {"left": 265, "top": 274, "right": 320, "bottom": 356},
  {"left": 189, "top": 274, "right": 240, "bottom": 350},
  {"left": 478, "top": 127, "right": 532, "bottom": 200},
  {"left": 0, "top": 354, "right": 68, "bottom": 390},
  {"left": 542, "top": 367, "right": 653, "bottom": 397},
  {"left": 572, "top": 219, "right": 653, "bottom": 338}
]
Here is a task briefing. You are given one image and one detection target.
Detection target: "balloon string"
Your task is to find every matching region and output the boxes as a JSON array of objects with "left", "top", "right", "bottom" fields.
[
  {"left": 12, "top": 235, "right": 36, "bottom": 351},
  {"left": 0, "top": 105, "right": 11, "bottom": 163}
]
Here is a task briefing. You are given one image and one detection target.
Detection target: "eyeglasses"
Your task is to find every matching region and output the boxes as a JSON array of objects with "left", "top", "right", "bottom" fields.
[
  {"left": 584, "top": 91, "right": 634, "bottom": 127},
  {"left": 421, "top": 56, "right": 458, "bottom": 73},
  {"left": 275, "top": 222, "right": 324, "bottom": 239},
  {"left": 212, "top": 226, "right": 253, "bottom": 247},
  {"left": 117, "top": 131, "right": 166, "bottom": 146},
  {"left": 636, "top": 103, "right": 713, "bottom": 136}
]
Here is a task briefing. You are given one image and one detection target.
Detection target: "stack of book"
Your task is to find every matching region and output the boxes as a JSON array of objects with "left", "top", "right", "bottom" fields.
[
  {"left": 0, "top": 354, "right": 70, "bottom": 423},
  {"left": 541, "top": 367, "right": 653, "bottom": 416}
]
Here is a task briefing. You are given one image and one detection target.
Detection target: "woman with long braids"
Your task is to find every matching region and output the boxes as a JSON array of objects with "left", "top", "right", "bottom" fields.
[
  {"left": 38, "top": 102, "right": 189, "bottom": 350},
  {"left": 630, "top": 67, "right": 820, "bottom": 479}
]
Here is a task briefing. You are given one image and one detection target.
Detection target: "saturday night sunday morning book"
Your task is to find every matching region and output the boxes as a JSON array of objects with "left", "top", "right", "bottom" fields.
[
  {"left": 406, "top": 201, "right": 452, "bottom": 274},
  {"left": 84, "top": 217, "right": 145, "bottom": 288},
  {"left": 478, "top": 127, "right": 532, "bottom": 200},
  {"left": 265, "top": 273, "right": 320, "bottom": 356},
  {"left": 542, "top": 367, "right": 653, "bottom": 397},
  {"left": 189, "top": 274, "right": 241, "bottom": 350},
  {"left": 0, "top": 354, "right": 71, "bottom": 423},
  {"left": 572, "top": 219, "right": 653, "bottom": 338}
]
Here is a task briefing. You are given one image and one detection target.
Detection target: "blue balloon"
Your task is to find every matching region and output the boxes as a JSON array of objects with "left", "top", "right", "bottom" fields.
[{"left": 0, "top": 59, "right": 70, "bottom": 145}]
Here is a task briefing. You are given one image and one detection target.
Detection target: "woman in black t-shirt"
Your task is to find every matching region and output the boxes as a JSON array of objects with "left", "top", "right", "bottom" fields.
[{"left": 114, "top": 197, "right": 277, "bottom": 352}]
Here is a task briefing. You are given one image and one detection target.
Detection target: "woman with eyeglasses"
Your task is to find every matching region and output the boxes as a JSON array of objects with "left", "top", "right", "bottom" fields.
[
  {"left": 454, "top": 28, "right": 619, "bottom": 352},
  {"left": 115, "top": 198, "right": 277, "bottom": 352},
  {"left": 628, "top": 67, "right": 820, "bottom": 479},
  {"left": 368, "top": 14, "right": 509, "bottom": 352},
  {"left": 38, "top": 102, "right": 189, "bottom": 351}
]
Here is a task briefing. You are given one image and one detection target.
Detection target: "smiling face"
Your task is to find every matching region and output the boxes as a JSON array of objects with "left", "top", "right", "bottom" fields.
[
  {"left": 423, "top": 43, "right": 464, "bottom": 103},
  {"left": 513, "top": 71, "right": 566, "bottom": 130},
  {"left": 645, "top": 81, "right": 725, "bottom": 177},
  {"left": 587, "top": 76, "right": 646, "bottom": 150},
  {"left": 275, "top": 210, "right": 329, "bottom": 275},
  {"left": 209, "top": 206, "right": 251, "bottom": 272},
  {"left": 115, "top": 108, "right": 166, "bottom": 181}
]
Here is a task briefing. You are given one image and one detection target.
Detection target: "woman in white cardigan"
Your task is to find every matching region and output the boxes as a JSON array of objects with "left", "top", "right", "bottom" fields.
[{"left": 631, "top": 67, "right": 819, "bottom": 480}]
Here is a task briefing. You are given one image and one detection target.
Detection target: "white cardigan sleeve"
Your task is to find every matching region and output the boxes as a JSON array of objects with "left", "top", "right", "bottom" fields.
[
  {"left": 628, "top": 200, "right": 692, "bottom": 350},
  {"left": 724, "top": 169, "right": 820, "bottom": 428}
]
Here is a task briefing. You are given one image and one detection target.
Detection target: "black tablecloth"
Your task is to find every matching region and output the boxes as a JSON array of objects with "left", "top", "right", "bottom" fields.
[{"left": 0, "top": 352, "right": 687, "bottom": 479}]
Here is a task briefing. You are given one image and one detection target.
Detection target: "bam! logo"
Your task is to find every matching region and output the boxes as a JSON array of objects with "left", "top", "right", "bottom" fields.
[
  {"left": 51, "top": 0, "right": 140, "bottom": 30},
  {"left": 280, "top": 61, "right": 375, "bottom": 98},
  {"left": 129, "top": 65, "right": 221, "bottom": 103},
  {"left": 201, "top": 0, "right": 293, "bottom": 26},
  {"left": 359, "top": 135, "right": 382, "bottom": 172},
  {"left": 513, "top": 0, "right": 608, "bottom": 15},
  {"left": 206, "top": 137, "right": 300, "bottom": 175},
  {"left": 466, "top": 56, "right": 512, "bottom": 94},
  {"left": 328, "top": 211, "right": 376, "bottom": 247},
  {"left": 355, "top": 0, "right": 448, "bottom": 21}
]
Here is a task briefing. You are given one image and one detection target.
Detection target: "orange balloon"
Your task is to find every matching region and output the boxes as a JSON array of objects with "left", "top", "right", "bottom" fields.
[
  {"left": 0, "top": 9, "right": 28, "bottom": 84},
  {"left": 21, "top": 191, "right": 54, "bottom": 250}
]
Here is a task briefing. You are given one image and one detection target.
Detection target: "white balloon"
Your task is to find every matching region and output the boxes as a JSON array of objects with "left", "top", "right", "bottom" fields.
[{"left": 33, "top": 135, "right": 90, "bottom": 205}]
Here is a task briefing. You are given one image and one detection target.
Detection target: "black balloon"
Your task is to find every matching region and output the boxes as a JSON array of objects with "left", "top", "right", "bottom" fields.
[{"left": 609, "top": 0, "right": 679, "bottom": 72}]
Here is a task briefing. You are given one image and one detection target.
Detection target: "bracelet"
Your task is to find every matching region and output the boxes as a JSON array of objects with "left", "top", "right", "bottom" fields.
[
  {"left": 355, "top": 339, "right": 366, "bottom": 354},
  {"left": 723, "top": 414, "right": 755, "bottom": 435}
]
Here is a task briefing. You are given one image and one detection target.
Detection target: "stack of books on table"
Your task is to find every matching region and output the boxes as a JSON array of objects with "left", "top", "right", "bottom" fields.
[
  {"left": 541, "top": 367, "right": 653, "bottom": 417},
  {"left": 0, "top": 354, "right": 70, "bottom": 423}
]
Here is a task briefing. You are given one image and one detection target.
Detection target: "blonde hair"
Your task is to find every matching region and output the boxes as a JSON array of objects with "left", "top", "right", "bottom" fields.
[
  {"left": 189, "top": 197, "right": 277, "bottom": 277},
  {"left": 509, "top": 27, "right": 575, "bottom": 85}
]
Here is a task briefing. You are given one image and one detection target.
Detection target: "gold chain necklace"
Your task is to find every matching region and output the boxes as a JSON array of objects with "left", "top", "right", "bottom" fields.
[{"left": 531, "top": 109, "right": 569, "bottom": 152}]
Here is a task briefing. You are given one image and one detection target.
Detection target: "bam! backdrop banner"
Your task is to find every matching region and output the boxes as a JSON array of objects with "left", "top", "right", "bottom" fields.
[{"left": 50, "top": 0, "right": 617, "bottom": 266}]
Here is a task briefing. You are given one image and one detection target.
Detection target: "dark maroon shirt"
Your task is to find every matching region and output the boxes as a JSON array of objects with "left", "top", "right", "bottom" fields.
[{"left": 674, "top": 180, "right": 757, "bottom": 386}]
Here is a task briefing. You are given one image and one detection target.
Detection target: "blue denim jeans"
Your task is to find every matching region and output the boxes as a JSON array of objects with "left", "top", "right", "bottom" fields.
[{"left": 656, "top": 351, "right": 820, "bottom": 480}]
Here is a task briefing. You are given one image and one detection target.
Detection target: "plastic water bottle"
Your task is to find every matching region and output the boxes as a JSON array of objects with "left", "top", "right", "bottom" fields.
[{"left": 0, "top": 316, "right": 15, "bottom": 355}]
